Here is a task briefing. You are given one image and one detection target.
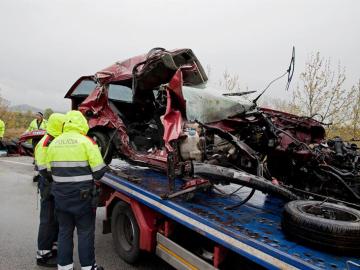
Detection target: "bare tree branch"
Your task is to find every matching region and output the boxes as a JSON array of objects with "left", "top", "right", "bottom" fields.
[{"left": 291, "top": 52, "right": 350, "bottom": 127}]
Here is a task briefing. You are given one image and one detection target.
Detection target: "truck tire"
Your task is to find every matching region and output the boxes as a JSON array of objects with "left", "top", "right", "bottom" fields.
[
  {"left": 88, "top": 130, "right": 114, "bottom": 165},
  {"left": 281, "top": 200, "right": 360, "bottom": 253},
  {"left": 111, "top": 201, "right": 141, "bottom": 264}
]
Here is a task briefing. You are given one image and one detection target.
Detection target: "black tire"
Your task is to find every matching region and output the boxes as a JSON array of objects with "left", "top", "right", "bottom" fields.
[
  {"left": 88, "top": 130, "right": 114, "bottom": 165},
  {"left": 282, "top": 200, "right": 360, "bottom": 253},
  {"left": 111, "top": 201, "right": 141, "bottom": 264}
]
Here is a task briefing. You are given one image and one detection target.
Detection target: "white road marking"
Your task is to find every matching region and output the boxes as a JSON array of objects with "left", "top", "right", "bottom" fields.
[{"left": 0, "top": 159, "right": 33, "bottom": 167}]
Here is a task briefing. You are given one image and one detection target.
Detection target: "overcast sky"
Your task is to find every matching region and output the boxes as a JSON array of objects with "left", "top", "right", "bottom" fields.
[{"left": 0, "top": 0, "right": 359, "bottom": 112}]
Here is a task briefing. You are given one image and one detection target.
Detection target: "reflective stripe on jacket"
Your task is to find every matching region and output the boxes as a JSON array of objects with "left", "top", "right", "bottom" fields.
[{"left": 46, "top": 132, "right": 106, "bottom": 183}]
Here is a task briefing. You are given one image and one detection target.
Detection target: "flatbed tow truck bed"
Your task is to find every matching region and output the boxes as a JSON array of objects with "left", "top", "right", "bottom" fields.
[{"left": 99, "top": 160, "right": 360, "bottom": 270}]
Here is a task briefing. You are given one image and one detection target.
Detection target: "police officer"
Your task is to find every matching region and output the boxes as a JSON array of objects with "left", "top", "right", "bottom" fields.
[
  {"left": 0, "top": 118, "right": 5, "bottom": 140},
  {"left": 0, "top": 118, "right": 5, "bottom": 150},
  {"left": 27, "top": 111, "right": 47, "bottom": 149},
  {"left": 27, "top": 111, "right": 47, "bottom": 132},
  {"left": 35, "top": 113, "right": 65, "bottom": 267},
  {"left": 46, "top": 110, "right": 108, "bottom": 270}
]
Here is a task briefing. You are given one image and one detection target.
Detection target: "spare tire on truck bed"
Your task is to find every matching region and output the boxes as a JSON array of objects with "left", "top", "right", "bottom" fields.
[{"left": 281, "top": 200, "right": 360, "bottom": 254}]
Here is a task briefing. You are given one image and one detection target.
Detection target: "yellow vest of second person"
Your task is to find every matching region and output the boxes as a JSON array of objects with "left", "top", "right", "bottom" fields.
[{"left": 27, "top": 119, "right": 47, "bottom": 132}]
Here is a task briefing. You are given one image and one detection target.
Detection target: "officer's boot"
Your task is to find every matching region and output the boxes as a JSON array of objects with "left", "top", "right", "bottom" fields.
[
  {"left": 88, "top": 265, "right": 104, "bottom": 270},
  {"left": 36, "top": 250, "right": 57, "bottom": 267}
]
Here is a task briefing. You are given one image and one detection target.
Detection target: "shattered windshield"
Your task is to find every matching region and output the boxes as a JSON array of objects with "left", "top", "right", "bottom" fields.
[
  {"left": 71, "top": 79, "right": 97, "bottom": 96},
  {"left": 182, "top": 86, "right": 253, "bottom": 123}
]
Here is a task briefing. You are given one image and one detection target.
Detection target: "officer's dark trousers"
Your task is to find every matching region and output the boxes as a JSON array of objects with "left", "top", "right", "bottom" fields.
[
  {"left": 38, "top": 176, "right": 58, "bottom": 252},
  {"left": 53, "top": 181, "right": 96, "bottom": 268},
  {"left": 56, "top": 209, "right": 95, "bottom": 267}
]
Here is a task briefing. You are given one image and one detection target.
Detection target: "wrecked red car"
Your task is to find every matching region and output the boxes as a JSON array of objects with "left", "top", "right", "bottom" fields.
[
  {"left": 65, "top": 48, "right": 360, "bottom": 252},
  {"left": 0, "top": 130, "right": 46, "bottom": 156}
]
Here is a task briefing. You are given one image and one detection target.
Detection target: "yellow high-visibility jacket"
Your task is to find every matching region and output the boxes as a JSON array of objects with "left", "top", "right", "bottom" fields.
[
  {"left": 27, "top": 118, "right": 47, "bottom": 132},
  {"left": 46, "top": 111, "right": 106, "bottom": 183},
  {"left": 35, "top": 113, "right": 65, "bottom": 173},
  {"left": 0, "top": 119, "right": 5, "bottom": 138}
]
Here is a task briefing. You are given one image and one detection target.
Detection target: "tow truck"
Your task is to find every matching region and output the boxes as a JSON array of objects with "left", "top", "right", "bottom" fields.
[{"left": 97, "top": 160, "right": 360, "bottom": 270}]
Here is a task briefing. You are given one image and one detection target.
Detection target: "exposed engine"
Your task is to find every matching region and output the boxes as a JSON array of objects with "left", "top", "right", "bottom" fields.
[{"left": 177, "top": 108, "right": 360, "bottom": 206}]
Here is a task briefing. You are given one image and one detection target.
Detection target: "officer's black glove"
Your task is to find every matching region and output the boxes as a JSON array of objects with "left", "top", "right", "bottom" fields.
[{"left": 93, "top": 165, "right": 110, "bottom": 181}]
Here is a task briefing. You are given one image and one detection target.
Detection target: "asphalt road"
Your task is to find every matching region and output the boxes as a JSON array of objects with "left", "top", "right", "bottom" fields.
[{"left": 0, "top": 156, "right": 171, "bottom": 270}]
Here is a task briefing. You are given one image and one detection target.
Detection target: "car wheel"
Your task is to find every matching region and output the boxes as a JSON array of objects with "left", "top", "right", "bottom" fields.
[
  {"left": 111, "top": 201, "right": 141, "bottom": 264},
  {"left": 281, "top": 200, "right": 360, "bottom": 253},
  {"left": 88, "top": 131, "right": 114, "bottom": 165}
]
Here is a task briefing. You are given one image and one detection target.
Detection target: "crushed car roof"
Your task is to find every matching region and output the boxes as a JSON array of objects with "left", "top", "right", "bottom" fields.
[{"left": 95, "top": 48, "right": 208, "bottom": 87}]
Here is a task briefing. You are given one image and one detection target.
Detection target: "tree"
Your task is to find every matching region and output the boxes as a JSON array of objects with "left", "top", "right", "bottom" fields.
[
  {"left": 291, "top": 52, "right": 354, "bottom": 127},
  {"left": 44, "top": 108, "right": 54, "bottom": 120},
  {"left": 0, "top": 89, "right": 9, "bottom": 119},
  {"left": 218, "top": 70, "right": 243, "bottom": 93},
  {"left": 349, "top": 80, "right": 360, "bottom": 140}
]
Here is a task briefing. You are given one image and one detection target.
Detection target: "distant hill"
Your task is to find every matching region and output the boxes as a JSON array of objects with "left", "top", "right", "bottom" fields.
[{"left": 9, "top": 104, "right": 43, "bottom": 113}]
